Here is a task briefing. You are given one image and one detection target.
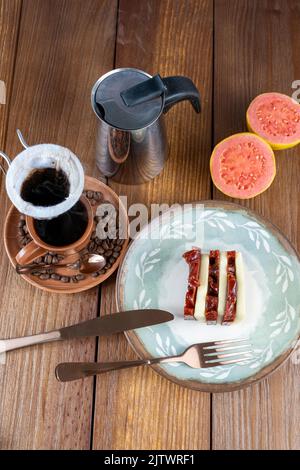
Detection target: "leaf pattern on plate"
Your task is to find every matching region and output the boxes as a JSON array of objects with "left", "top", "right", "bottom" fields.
[
  {"left": 155, "top": 333, "right": 179, "bottom": 367},
  {"left": 237, "top": 221, "right": 271, "bottom": 253},
  {"left": 272, "top": 251, "right": 294, "bottom": 293},
  {"left": 134, "top": 248, "right": 161, "bottom": 287}
]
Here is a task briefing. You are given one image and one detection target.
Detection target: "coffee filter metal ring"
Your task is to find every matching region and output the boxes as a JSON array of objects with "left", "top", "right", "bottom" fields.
[{"left": 5, "top": 144, "right": 85, "bottom": 220}]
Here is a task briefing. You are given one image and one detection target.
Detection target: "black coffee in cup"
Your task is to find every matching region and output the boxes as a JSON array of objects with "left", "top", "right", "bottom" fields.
[
  {"left": 34, "top": 199, "right": 88, "bottom": 246},
  {"left": 20, "top": 167, "right": 70, "bottom": 207}
]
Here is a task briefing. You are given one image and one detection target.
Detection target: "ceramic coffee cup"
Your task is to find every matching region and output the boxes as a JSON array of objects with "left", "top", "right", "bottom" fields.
[{"left": 15, "top": 195, "right": 93, "bottom": 265}]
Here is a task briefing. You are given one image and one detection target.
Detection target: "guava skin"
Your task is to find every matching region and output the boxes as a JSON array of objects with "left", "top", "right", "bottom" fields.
[
  {"left": 246, "top": 92, "right": 300, "bottom": 150},
  {"left": 210, "top": 133, "right": 276, "bottom": 199}
]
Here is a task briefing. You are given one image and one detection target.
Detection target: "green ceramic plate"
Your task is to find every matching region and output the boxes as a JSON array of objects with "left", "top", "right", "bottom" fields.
[{"left": 116, "top": 201, "right": 300, "bottom": 392}]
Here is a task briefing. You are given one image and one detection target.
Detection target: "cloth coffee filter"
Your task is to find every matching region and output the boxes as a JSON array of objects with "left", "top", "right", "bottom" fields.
[{"left": 5, "top": 144, "right": 84, "bottom": 219}]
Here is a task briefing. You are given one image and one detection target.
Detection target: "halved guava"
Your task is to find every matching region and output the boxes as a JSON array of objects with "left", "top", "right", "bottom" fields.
[
  {"left": 246, "top": 92, "right": 300, "bottom": 149},
  {"left": 210, "top": 133, "right": 276, "bottom": 199}
]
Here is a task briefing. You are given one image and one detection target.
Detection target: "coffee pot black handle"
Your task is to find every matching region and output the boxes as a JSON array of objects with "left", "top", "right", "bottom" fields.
[
  {"left": 120, "top": 74, "right": 201, "bottom": 114},
  {"left": 162, "top": 76, "right": 201, "bottom": 114}
]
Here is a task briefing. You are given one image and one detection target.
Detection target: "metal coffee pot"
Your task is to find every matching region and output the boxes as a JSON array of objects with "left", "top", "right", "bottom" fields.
[{"left": 91, "top": 68, "right": 201, "bottom": 185}]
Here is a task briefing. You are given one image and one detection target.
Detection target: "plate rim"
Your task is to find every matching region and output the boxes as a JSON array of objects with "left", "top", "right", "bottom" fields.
[{"left": 116, "top": 200, "right": 300, "bottom": 392}]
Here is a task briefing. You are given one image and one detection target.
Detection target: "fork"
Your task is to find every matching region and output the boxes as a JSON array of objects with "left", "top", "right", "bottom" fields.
[{"left": 55, "top": 338, "right": 253, "bottom": 382}]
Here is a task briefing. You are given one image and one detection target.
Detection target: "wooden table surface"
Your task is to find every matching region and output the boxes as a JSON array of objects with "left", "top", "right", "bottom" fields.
[{"left": 0, "top": 0, "right": 299, "bottom": 450}]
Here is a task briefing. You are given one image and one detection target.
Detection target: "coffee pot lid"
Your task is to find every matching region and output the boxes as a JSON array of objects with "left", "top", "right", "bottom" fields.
[{"left": 92, "top": 68, "right": 164, "bottom": 130}]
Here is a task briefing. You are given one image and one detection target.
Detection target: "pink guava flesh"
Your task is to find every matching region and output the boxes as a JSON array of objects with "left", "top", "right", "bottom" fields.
[
  {"left": 211, "top": 133, "right": 276, "bottom": 199},
  {"left": 247, "top": 92, "right": 300, "bottom": 146}
]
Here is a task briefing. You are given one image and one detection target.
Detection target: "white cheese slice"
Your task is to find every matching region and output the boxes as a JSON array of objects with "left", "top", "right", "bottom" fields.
[
  {"left": 217, "top": 251, "right": 227, "bottom": 323},
  {"left": 235, "top": 251, "right": 246, "bottom": 322},
  {"left": 194, "top": 254, "right": 209, "bottom": 322}
]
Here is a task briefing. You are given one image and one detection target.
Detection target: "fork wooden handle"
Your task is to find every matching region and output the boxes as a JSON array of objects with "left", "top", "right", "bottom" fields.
[{"left": 55, "top": 360, "right": 152, "bottom": 381}]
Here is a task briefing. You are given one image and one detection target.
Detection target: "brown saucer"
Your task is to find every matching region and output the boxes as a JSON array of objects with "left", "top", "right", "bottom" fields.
[{"left": 4, "top": 176, "right": 129, "bottom": 294}]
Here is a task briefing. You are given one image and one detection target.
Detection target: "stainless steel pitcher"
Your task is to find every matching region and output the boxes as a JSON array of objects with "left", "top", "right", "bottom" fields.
[{"left": 91, "top": 68, "right": 200, "bottom": 185}]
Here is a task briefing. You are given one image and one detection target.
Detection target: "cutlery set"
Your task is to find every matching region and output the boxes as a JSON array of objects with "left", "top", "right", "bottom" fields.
[{"left": 0, "top": 309, "right": 253, "bottom": 382}]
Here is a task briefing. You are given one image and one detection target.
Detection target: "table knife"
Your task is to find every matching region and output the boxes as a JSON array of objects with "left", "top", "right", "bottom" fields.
[{"left": 0, "top": 309, "right": 173, "bottom": 353}]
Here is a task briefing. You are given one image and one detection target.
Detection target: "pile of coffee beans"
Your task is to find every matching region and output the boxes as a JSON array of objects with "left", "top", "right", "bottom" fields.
[
  {"left": 16, "top": 190, "right": 126, "bottom": 283},
  {"left": 83, "top": 189, "right": 103, "bottom": 205}
]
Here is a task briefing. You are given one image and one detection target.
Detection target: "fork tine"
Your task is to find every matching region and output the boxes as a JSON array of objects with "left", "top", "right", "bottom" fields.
[
  {"left": 203, "top": 343, "right": 252, "bottom": 355},
  {"left": 201, "top": 354, "right": 253, "bottom": 368},
  {"left": 200, "top": 338, "right": 250, "bottom": 350},
  {"left": 216, "top": 356, "right": 254, "bottom": 366},
  {"left": 204, "top": 350, "right": 253, "bottom": 362},
  {"left": 213, "top": 338, "right": 249, "bottom": 346}
]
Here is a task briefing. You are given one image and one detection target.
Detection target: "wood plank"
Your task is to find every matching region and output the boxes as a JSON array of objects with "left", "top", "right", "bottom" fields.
[
  {"left": 0, "top": 0, "right": 117, "bottom": 449},
  {"left": 213, "top": 0, "right": 300, "bottom": 449},
  {"left": 0, "top": 0, "right": 22, "bottom": 148},
  {"left": 93, "top": 0, "right": 213, "bottom": 450}
]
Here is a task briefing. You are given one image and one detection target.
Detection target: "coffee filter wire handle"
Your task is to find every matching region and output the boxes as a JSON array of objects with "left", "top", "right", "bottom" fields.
[
  {"left": 16, "top": 129, "right": 29, "bottom": 149},
  {"left": 0, "top": 151, "right": 11, "bottom": 176}
]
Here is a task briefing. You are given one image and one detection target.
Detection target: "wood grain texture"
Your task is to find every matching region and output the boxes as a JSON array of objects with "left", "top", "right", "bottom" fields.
[
  {"left": 212, "top": 0, "right": 300, "bottom": 449},
  {"left": 93, "top": 0, "right": 213, "bottom": 450},
  {"left": 0, "top": 0, "right": 117, "bottom": 449},
  {"left": 0, "top": 0, "right": 21, "bottom": 148}
]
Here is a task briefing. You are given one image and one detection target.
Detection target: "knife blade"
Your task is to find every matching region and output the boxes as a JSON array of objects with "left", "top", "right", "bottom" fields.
[
  {"left": 59, "top": 309, "right": 174, "bottom": 339},
  {"left": 2, "top": 309, "right": 174, "bottom": 352}
]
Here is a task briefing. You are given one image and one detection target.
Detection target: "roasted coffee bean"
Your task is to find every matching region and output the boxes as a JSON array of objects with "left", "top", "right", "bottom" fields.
[
  {"left": 60, "top": 276, "right": 70, "bottom": 283},
  {"left": 51, "top": 273, "right": 60, "bottom": 280},
  {"left": 109, "top": 256, "right": 115, "bottom": 264},
  {"left": 91, "top": 242, "right": 97, "bottom": 252},
  {"left": 112, "top": 252, "right": 119, "bottom": 259},
  {"left": 38, "top": 268, "right": 48, "bottom": 274},
  {"left": 113, "top": 246, "right": 122, "bottom": 252},
  {"left": 75, "top": 274, "right": 85, "bottom": 281},
  {"left": 94, "top": 192, "right": 102, "bottom": 201},
  {"left": 96, "top": 246, "right": 104, "bottom": 254},
  {"left": 105, "top": 250, "right": 113, "bottom": 257},
  {"left": 86, "top": 190, "right": 93, "bottom": 199},
  {"left": 39, "top": 273, "right": 50, "bottom": 280},
  {"left": 102, "top": 241, "right": 109, "bottom": 250},
  {"left": 91, "top": 230, "right": 96, "bottom": 239},
  {"left": 91, "top": 271, "right": 99, "bottom": 277},
  {"left": 52, "top": 256, "right": 58, "bottom": 264},
  {"left": 44, "top": 254, "right": 52, "bottom": 264},
  {"left": 91, "top": 199, "right": 96, "bottom": 206}
]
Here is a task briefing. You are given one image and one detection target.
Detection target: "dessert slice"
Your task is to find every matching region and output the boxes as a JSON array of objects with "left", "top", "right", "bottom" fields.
[
  {"left": 222, "top": 251, "right": 237, "bottom": 325},
  {"left": 182, "top": 248, "right": 201, "bottom": 319},
  {"left": 194, "top": 254, "right": 209, "bottom": 322},
  {"left": 204, "top": 250, "right": 220, "bottom": 325},
  {"left": 183, "top": 249, "right": 245, "bottom": 324},
  {"left": 234, "top": 251, "right": 245, "bottom": 323}
]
